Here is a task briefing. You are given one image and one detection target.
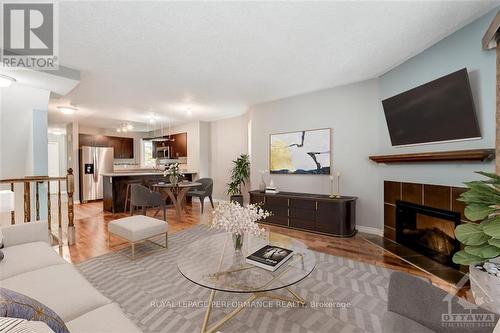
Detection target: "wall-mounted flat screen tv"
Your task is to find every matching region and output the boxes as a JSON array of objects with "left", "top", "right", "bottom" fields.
[{"left": 382, "top": 68, "right": 481, "bottom": 147}]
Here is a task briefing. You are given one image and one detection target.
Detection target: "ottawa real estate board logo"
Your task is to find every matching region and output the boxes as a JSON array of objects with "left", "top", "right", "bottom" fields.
[{"left": 1, "top": 2, "right": 58, "bottom": 70}]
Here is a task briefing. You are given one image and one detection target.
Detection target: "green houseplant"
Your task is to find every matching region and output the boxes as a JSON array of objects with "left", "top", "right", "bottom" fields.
[
  {"left": 453, "top": 171, "right": 500, "bottom": 265},
  {"left": 227, "top": 154, "right": 250, "bottom": 205},
  {"left": 453, "top": 171, "right": 500, "bottom": 313}
]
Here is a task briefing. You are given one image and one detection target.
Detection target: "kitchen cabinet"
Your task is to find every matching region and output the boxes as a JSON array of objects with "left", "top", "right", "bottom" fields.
[
  {"left": 108, "top": 136, "right": 134, "bottom": 159},
  {"left": 79, "top": 134, "right": 134, "bottom": 159},
  {"left": 151, "top": 132, "right": 187, "bottom": 159},
  {"left": 171, "top": 132, "right": 187, "bottom": 158}
]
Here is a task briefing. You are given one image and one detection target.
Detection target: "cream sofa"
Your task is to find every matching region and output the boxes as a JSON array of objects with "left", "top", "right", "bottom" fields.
[{"left": 0, "top": 221, "right": 142, "bottom": 333}]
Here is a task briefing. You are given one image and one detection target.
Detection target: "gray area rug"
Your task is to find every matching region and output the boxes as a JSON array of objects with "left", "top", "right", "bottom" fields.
[{"left": 77, "top": 226, "right": 391, "bottom": 333}]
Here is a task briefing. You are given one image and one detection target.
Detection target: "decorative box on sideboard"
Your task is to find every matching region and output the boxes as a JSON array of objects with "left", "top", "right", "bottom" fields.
[{"left": 249, "top": 190, "right": 357, "bottom": 237}]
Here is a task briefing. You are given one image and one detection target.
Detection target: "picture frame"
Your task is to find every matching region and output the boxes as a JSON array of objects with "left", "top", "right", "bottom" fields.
[{"left": 269, "top": 128, "right": 331, "bottom": 175}]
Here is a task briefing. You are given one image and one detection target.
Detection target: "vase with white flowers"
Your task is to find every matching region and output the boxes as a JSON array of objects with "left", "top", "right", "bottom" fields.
[
  {"left": 210, "top": 201, "right": 270, "bottom": 252},
  {"left": 164, "top": 163, "right": 183, "bottom": 186}
]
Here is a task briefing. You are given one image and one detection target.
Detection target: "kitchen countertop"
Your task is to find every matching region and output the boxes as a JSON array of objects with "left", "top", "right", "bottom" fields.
[{"left": 102, "top": 171, "right": 197, "bottom": 177}]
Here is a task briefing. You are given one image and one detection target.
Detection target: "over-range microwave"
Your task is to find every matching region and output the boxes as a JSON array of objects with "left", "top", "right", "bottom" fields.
[{"left": 156, "top": 146, "right": 170, "bottom": 159}]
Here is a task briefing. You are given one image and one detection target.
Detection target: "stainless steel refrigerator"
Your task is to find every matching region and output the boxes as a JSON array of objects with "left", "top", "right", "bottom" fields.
[{"left": 80, "top": 146, "right": 114, "bottom": 202}]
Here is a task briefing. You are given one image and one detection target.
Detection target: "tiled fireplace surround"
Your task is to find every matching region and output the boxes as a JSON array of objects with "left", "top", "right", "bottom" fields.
[
  {"left": 384, "top": 181, "right": 469, "bottom": 241},
  {"left": 372, "top": 181, "right": 472, "bottom": 284}
]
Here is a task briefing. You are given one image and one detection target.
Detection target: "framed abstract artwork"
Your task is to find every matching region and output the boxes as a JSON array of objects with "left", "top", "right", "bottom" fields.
[{"left": 269, "top": 128, "right": 331, "bottom": 175}]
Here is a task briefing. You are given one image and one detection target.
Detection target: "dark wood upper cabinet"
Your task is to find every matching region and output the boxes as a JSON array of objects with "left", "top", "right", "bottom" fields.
[
  {"left": 108, "top": 136, "right": 134, "bottom": 159},
  {"left": 78, "top": 134, "right": 94, "bottom": 147},
  {"left": 171, "top": 132, "right": 187, "bottom": 158},
  {"left": 151, "top": 132, "right": 187, "bottom": 159},
  {"left": 79, "top": 134, "right": 134, "bottom": 159}
]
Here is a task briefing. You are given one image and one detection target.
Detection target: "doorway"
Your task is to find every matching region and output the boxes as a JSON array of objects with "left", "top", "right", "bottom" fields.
[{"left": 48, "top": 142, "right": 60, "bottom": 194}]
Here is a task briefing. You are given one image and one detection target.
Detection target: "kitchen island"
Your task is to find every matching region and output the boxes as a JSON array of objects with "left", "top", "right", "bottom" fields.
[{"left": 102, "top": 171, "right": 197, "bottom": 213}]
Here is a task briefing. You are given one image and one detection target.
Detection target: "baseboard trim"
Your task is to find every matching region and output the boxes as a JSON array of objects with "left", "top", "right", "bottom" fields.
[{"left": 357, "top": 226, "right": 384, "bottom": 236}]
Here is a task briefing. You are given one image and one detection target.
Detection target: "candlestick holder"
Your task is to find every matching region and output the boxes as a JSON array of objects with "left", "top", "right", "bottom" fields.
[
  {"left": 329, "top": 176, "right": 335, "bottom": 198},
  {"left": 334, "top": 173, "right": 341, "bottom": 198}
]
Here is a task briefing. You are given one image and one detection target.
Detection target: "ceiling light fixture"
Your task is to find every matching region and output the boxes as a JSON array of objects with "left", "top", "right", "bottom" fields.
[
  {"left": 0, "top": 74, "right": 16, "bottom": 88},
  {"left": 57, "top": 106, "right": 77, "bottom": 115},
  {"left": 51, "top": 130, "right": 65, "bottom": 136},
  {"left": 117, "top": 122, "right": 133, "bottom": 132},
  {"left": 186, "top": 108, "right": 192, "bottom": 116}
]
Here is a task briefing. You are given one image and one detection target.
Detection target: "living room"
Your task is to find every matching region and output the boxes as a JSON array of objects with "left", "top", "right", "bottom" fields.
[{"left": 1, "top": 1, "right": 500, "bottom": 333}]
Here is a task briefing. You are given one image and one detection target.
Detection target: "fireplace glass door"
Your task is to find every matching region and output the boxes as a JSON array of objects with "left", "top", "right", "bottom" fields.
[{"left": 396, "top": 200, "right": 460, "bottom": 268}]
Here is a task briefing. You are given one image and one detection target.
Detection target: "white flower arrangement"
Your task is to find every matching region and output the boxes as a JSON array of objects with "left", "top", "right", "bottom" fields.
[
  {"left": 210, "top": 201, "right": 270, "bottom": 237},
  {"left": 163, "top": 163, "right": 184, "bottom": 178}
]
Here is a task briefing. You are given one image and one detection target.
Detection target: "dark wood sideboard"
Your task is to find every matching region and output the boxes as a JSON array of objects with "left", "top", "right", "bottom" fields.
[{"left": 249, "top": 190, "right": 357, "bottom": 237}]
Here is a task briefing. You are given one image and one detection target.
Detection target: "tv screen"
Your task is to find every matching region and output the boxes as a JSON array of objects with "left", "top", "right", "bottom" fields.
[{"left": 382, "top": 68, "right": 481, "bottom": 147}]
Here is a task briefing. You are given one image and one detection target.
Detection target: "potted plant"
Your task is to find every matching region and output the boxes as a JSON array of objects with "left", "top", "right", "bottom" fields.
[
  {"left": 227, "top": 154, "right": 250, "bottom": 205},
  {"left": 453, "top": 171, "right": 500, "bottom": 313}
]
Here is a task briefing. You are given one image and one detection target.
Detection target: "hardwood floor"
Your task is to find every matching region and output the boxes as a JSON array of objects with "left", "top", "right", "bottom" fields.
[{"left": 57, "top": 200, "right": 468, "bottom": 297}]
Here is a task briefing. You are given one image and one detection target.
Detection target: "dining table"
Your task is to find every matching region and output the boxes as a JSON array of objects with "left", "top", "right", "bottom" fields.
[{"left": 151, "top": 181, "right": 202, "bottom": 222}]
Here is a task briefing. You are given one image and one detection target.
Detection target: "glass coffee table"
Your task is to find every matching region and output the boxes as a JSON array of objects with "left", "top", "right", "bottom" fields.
[{"left": 177, "top": 232, "right": 316, "bottom": 333}]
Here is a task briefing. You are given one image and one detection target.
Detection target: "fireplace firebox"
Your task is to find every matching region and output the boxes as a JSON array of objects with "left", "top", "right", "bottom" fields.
[{"left": 396, "top": 200, "right": 461, "bottom": 269}]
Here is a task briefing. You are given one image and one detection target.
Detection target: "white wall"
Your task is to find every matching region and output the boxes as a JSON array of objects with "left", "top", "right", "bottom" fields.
[
  {"left": 377, "top": 9, "right": 496, "bottom": 188},
  {"left": 48, "top": 133, "right": 68, "bottom": 177},
  {"left": 0, "top": 85, "right": 50, "bottom": 224},
  {"left": 249, "top": 79, "right": 382, "bottom": 230},
  {"left": 210, "top": 114, "right": 249, "bottom": 201},
  {"left": 0, "top": 85, "right": 50, "bottom": 178},
  {"left": 199, "top": 121, "right": 211, "bottom": 178}
]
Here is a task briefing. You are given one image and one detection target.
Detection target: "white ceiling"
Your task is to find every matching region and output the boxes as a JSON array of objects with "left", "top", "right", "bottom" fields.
[{"left": 48, "top": 0, "right": 499, "bottom": 132}]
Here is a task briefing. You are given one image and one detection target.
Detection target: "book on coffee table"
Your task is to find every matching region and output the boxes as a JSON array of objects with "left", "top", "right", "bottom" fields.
[{"left": 246, "top": 245, "right": 294, "bottom": 271}]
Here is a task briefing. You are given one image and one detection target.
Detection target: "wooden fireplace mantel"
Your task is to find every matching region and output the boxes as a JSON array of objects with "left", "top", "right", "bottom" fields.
[{"left": 369, "top": 148, "right": 495, "bottom": 164}]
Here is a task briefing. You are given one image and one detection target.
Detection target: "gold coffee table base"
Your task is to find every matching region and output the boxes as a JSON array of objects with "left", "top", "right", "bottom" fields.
[{"left": 201, "top": 287, "right": 305, "bottom": 333}]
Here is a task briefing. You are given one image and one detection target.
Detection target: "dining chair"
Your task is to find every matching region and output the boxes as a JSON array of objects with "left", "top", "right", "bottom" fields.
[
  {"left": 186, "top": 178, "right": 214, "bottom": 213},
  {"left": 130, "top": 184, "right": 167, "bottom": 221}
]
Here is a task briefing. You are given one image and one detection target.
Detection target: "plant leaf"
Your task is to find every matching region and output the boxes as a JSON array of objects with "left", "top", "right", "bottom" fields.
[
  {"left": 455, "top": 223, "right": 490, "bottom": 246},
  {"left": 480, "top": 216, "right": 500, "bottom": 227},
  {"left": 476, "top": 171, "right": 500, "bottom": 183},
  {"left": 464, "top": 204, "right": 497, "bottom": 221},
  {"left": 487, "top": 238, "right": 500, "bottom": 248},
  {"left": 483, "top": 222, "right": 500, "bottom": 238},
  {"left": 452, "top": 250, "right": 484, "bottom": 265},
  {"left": 464, "top": 244, "right": 500, "bottom": 259}
]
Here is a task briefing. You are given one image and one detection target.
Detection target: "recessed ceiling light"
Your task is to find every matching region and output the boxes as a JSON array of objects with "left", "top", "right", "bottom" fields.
[
  {"left": 57, "top": 106, "right": 77, "bottom": 115},
  {"left": 117, "top": 128, "right": 122, "bottom": 132},
  {"left": 0, "top": 74, "right": 16, "bottom": 88},
  {"left": 51, "top": 129, "right": 65, "bottom": 136},
  {"left": 126, "top": 124, "right": 133, "bottom": 130},
  {"left": 186, "top": 108, "right": 192, "bottom": 116}
]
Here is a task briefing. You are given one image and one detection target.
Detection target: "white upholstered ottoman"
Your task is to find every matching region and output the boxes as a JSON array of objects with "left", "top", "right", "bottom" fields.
[{"left": 108, "top": 215, "right": 168, "bottom": 259}]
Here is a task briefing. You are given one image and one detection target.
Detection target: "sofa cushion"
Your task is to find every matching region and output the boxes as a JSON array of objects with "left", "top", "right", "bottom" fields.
[
  {"left": 1, "top": 264, "right": 111, "bottom": 322},
  {"left": 383, "top": 311, "right": 435, "bottom": 333},
  {"left": 108, "top": 215, "right": 168, "bottom": 242},
  {"left": 66, "top": 303, "right": 141, "bottom": 333},
  {"left": 0, "top": 288, "right": 69, "bottom": 333},
  {"left": 0, "top": 242, "right": 66, "bottom": 280}
]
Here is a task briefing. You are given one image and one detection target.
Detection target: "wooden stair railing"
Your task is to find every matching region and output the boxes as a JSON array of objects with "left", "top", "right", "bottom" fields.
[{"left": 0, "top": 168, "right": 75, "bottom": 246}]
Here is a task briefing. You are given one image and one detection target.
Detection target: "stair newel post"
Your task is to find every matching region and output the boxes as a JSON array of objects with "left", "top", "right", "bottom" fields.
[{"left": 67, "top": 168, "right": 75, "bottom": 245}]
